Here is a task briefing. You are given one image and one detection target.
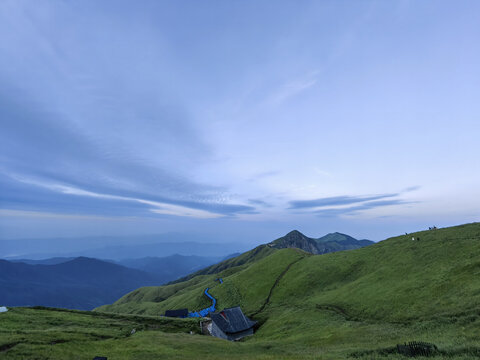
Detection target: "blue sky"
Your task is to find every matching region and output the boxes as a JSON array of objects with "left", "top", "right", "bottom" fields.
[{"left": 0, "top": 0, "right": 479, "bottom": 243}]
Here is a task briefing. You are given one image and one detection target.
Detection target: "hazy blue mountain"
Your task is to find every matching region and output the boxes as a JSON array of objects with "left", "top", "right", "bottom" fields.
[
  {"left": 71, "top": 242, "right": 244, "bottom": 261},
  {"left": 317, "top": 232, "right": 373, "bottom": 245},
  {"left": 270, "top": 230, "right": 373, "bottom": 254},
  {"left": 222, "top": 252, "right": 242, "bottom": 260},
  {"left": 116, "top": 254, "right": 223, "bottom": 283},
  {"left": 0, "top": 257, "right": 162, "bottom": 310},
  {"left": 315, "top": 232, "right": 374, "bottom": 253},
  {"left": 10, "top": 257, "right": 75, "bottom": 265},
  {"left": 1, "top": 235, "right": 248, "bottom": 260}
]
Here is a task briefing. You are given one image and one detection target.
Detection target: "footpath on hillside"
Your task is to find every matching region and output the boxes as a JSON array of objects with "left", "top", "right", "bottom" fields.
[
  {"left": 188, "top": 253, "right": 306, "bottom": 319},
  {"left": 188, "top": 278, "right": 223, "bottom": 318},
  {"left": 250, "top": 256, "right": 305, "bottom": 317}
]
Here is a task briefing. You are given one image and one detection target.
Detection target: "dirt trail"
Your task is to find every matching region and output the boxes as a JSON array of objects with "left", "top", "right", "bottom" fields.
[
  {"left": 251, "top": 256, "right": 305, "bottom": 317},
  {"left": 0, "top": 342, "right": 20, "bottom": 352}
]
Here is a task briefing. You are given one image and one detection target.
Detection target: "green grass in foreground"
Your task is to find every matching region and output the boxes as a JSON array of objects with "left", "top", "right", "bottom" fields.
[{"left": 1, "top": 306, "right": 479, "bottom": 359}]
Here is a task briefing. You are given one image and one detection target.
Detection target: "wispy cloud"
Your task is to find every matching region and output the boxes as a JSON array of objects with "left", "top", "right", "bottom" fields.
[
  {"left": 267, "top": 71, "right": 319, "bottom": 106},
  {"left": 403, "top": 186, "right": 421, "bottom": 192},
  {"left": 248, "top": 198, "right": 273, "bottom": 208},
  {"left": 314, "top": 199, "right": 415, "bottom": 217},
  {"left": 247, "top": 170, "right": 280, "bottom": 182},
  {"left": 1, "top": 173, "right": 255, "bottom": 219},
  {"left": 287, "top": 189, "right": 419, "bottom": 218},
  {"left": 288, "top": 193, "right": 398, "bottom": 209},
  {"left": 0, "top": 209, "right": 134, "bottom": 221}
]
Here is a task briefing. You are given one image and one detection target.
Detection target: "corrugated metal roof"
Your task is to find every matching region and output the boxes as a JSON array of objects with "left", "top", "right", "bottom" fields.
[
  {"left": 211, "top": 306, "right": 256, "bottom": 334},
  {"left": 165, "top": 308, "right": 188, "bottom": 317}
]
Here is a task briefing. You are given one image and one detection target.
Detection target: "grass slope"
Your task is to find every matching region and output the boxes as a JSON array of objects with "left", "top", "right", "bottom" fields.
[
  {"left": 2, "top": 223, "right": 480, "bottom": 359},
  {"left": 97, "top": 248, "right": 305, "bottom": 316},
  {"left": 253, "top": 223, "right": 480, "bottom": 358},
  {"left": 272, "top": 223, "right": 480, "bottom": 322},
  {"left": 0, "top": 307, "right": 288, "bottom": 360},
  {"left": 169, "top": 244, "right": 277, "bottom": 283}
]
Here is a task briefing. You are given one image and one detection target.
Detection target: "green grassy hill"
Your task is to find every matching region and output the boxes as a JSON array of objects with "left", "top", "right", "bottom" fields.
[
  {"left": 2, "top": 223, "right": 480, "bottom": 359},
  {"left": 96, "top": 245, "right": 300, "bottom": 316}
]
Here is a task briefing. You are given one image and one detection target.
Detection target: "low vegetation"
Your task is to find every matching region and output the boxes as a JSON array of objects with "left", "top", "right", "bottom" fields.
[{"left": 2, "top": 223, "right": 480, "bottom": 359}]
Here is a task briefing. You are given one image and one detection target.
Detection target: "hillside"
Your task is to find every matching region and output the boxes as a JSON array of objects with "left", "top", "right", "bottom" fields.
[
  {"left": 97, "top": 244, "right": 283, "bottom": 315},
  {"left": 94, "top": 223, "right": 480, "bottom": 359},
  {"left": 2, "top": 223, "right": 480, "bottom": 359},
  {"left": 0, "top": 306, "right": 303, "bottom": 360},
  {"left": 0, "top": 257, "right": 163, "bottom": 310},
  {"left": 167, "top": 244, "right": 277, "bottom": 284},
  {"left": 270, "top": 230, "right": 374, "bottom": 254}
]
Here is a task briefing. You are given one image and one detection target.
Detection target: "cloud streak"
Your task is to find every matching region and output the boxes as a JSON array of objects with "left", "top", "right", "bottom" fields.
[
  {"left": 267, "top": 71, "right": 319, "bottom": 106},
  {"left": 1, "top": 173, "right": 255, "bottom": 219},
  {"left": 0, "top": 77, "right": 257, "bottom": 218},
  {"left": 314, "top": 199, "right": 415, "bottom": 217},
  {"left": 288, "top": 193, "right": 398, "bottom": 209}
]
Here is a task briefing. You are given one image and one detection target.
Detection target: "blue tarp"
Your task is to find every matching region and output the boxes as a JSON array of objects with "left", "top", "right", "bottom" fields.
[{"left": 188, "top": 287, "right": 218, "bottom": 318}]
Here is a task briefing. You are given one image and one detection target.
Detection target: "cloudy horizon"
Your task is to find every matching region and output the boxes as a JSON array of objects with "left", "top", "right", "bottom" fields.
[{"left": 1, "top": 0, "right": 479, "bottom": 244}]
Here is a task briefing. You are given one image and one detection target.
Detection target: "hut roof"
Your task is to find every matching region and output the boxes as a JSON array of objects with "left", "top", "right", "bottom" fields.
[
  {"left": 210, "top": 306, "right": 256, "bottom": 334},
  {"left": 164, "top": 308, "right": 188, "bottom": 317}
]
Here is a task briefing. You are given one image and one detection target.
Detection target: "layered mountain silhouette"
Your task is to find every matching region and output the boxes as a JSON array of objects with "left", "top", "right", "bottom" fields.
[
  {"left": 0, "top": 257, "right": 162, "bottom": 310},
  {"left": 269, "top": 230, "right": 373, "bottom": 254},
  {"left": 1, "top": 231, "right": 372, "bottom": 310},
  {"left": 167, "top": 230, "right": 372, "bottom": 285},
  {"left": 1, "top": 235, "right": 247, "bottom": 260},
  {"left": 116, "top": 254, "right": 223, "bottom": 282}
]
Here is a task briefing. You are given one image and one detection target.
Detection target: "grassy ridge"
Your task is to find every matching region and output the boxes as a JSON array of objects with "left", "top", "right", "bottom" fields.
[
  {"left": 209, "top": 248, "right": 308, "bottom": 314},
  {"left": 101, "top": 223, "right": 480, "bottom": 322},
  {"left": 271, "top": 222, "right": 480, "bottom": 321},
  {"left": 98, "top": 249, "right": 306, "bottom": 316},
  {"left": 97, "top": 244, "right": 282, "bottom": 316},
  {"left": 250, "top": 223, "right": 480, "bottom": 358},
  {"left": 169, "top": 244, "right": 277, "bottom": 284}
]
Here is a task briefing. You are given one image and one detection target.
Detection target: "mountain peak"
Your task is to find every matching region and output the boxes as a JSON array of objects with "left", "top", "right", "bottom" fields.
[
  {"left": 270, "top": 230, "right": 317, "bottom": 254},
  {"left": 284, "top": 230, "right": 308, "bottom": 239},
  {"left": 270, "top": 230, "right": 373, "bottom": 255}
]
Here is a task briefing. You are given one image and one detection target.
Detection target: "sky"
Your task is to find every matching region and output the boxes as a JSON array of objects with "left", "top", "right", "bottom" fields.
[{"left": 0, "top": 0, "right": 479, "bottom": 245}]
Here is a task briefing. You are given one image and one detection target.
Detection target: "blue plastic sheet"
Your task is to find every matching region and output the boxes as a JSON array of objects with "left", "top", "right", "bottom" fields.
[{"left": 188, "top": 287, "right": 218, "bottom": 317}]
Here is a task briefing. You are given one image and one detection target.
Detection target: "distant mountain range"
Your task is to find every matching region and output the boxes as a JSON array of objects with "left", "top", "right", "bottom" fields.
[
  {"left": 0, "top": 253, "right": 239, "bottom": 309},
  {"left": 73, "top": 242, "right": 244, "bottom": 261},
  {"left": 115, "top": 254, "right": 225, "bottom": 283},
  {"left": 0, "top": 230, "right": 372, "bottom": 310},
  {"left": 0, "top": 257, "right": 162, "bottom": 310},
  {"left": 10, "top": 254, "right": 227, "bottom": 281},
  {"left": 10, "top": 257, "right": 76, "bottom": 265},
  {"left": 269, "top": 230, "right": 373, "bottom": 254},
  {"left": 1, "top": 236, "right": 247, "bottom": 260}
]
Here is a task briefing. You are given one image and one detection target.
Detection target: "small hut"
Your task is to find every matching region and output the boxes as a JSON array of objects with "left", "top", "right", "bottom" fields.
[
  {"left": 209, "top": 306, "right": 256, "bottom": 341},
  {"left": 164, "top": 308, "right": 188, "bottom": 318}
]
